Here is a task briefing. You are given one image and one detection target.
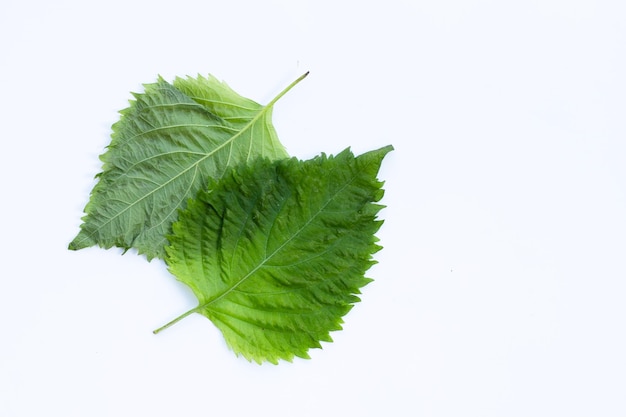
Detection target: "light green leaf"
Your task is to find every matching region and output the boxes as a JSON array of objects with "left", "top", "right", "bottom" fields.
[
  {"left": 69, "top": 73, "right": 307, "bottom": 260},
  {"left": 159, "top": 146, "right": 393, "bottom": 364},
  {"left": 173, "top": 74, "right": 280, "bottom": 134}
]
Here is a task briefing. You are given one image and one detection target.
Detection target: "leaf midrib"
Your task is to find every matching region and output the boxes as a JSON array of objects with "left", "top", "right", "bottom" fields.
[
  {"left": 199, "top": 172, "right": 358, "bottom": 311},
  {"left": 74, "top": 102, "right": 272, "bottom": 248}
]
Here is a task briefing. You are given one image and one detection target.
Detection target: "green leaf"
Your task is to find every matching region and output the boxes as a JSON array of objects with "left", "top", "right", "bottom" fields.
[
  {"left": 159, "top": 146, "right": 393, "bottom": 364},
  {"left": 69, "top": 73, "right": 308, "bottom": 260}
]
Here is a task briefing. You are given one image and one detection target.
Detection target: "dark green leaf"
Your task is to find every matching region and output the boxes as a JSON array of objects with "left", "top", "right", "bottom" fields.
[{"left": 161, "top": 146, "right": 392, "bottom": 363}]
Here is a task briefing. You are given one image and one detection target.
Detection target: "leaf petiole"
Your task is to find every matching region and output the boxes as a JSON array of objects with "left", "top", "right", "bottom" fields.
[
  {"left": 266, "top": 71, "right": 309, "bottom": 108},
  {"left": 153, "top": 307, "right": 200, "bottom": 334}
]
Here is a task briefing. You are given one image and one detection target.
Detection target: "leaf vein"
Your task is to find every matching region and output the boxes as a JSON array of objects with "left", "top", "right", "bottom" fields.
[
  {"left": 73, "top": 101, "right": 273, "bottom": 248},
  {"left": 202, "top": 172, "right": 358, "bottom": 307}
]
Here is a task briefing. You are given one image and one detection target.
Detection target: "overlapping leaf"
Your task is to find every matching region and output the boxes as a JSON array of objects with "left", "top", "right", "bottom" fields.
[
  {"left": 69, "top": 74, "right": 303, "bottom": 259},
  {"left": 69, "top": 72, "right": 393, "bottom": 363},
  {"left": 161, "top": 146, "right": 392, "bottom": 363}
]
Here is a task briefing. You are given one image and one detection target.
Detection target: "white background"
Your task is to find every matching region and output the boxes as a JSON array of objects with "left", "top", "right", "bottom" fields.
[{"left": 1, "top": 0, "right": 625, "bottom": 415}]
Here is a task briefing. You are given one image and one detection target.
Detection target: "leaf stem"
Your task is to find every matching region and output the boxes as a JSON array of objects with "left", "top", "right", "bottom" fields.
[
  {"left": 266, "top": 71, "right": 310, "bottom": 108},
  {"left": 153, "top": 307, "right": 199, "bottom": 334}
]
